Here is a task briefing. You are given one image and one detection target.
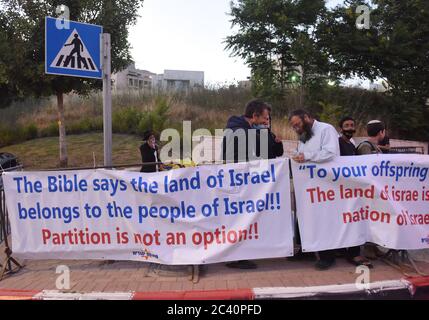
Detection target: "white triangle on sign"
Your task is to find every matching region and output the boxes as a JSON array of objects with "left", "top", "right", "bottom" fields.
[{"left": 50, "top": 29, "right": 99, "bottom": 73}]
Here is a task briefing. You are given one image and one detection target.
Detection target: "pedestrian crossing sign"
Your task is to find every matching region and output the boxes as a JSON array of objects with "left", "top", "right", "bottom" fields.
[{"left": 45, "top": 17, "right": 103, "bottom": 79}]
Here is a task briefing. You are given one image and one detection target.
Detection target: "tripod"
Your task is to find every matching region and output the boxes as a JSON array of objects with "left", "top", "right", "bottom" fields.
[
  {"left": 0, "top": 187, "right": 23, "bottom": 281},
  {"left": 381, "top": 249, "right": 428, "bottom": 277}
]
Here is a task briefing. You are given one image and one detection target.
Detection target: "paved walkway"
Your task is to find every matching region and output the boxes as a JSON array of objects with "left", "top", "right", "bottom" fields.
[{"left": 1, "top": 252, "right": 428, "bottom": 293}]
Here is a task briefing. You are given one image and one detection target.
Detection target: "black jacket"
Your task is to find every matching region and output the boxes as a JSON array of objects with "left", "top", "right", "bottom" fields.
[
  {"left": 140, "top": 143, "right": 160, "bottom": 173},
  {"left": 222, "top": 115, "right": 284, "bottom": 163},
  {"left": 339, "top": 136, "right": 356, "bottom": 156},
  {"left": 268, "top": 130, "right": 284, "bottom": 159}
]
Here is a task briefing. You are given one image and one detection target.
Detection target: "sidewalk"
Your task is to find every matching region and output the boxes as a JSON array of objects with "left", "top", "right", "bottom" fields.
[{"left": 1, "top": 251, "right": 428, "bottom": 299}]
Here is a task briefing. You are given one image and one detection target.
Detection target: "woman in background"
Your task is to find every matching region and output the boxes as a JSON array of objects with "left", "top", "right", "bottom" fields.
[{"left": 140, "top": 130, "right": 161, "bottom": 173}]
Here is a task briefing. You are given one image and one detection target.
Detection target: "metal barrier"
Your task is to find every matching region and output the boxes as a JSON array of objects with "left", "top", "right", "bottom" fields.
[
  {"left": 390, "top": 146, "right": 425, "bottom": 154},
  {"left": 0, "top": 159, "right": 426, "bottom": 280},
  {"left": 0, "top": 165, "right": 24, "bottom": 279},
  {"left": 0, "top": 165, "right": 23, "bottom": 244},
  {"left": 0, "top": 188, "right": 10, "bottom": 245},
  {"left": 0, "top": 161, "right": 201, "bottom": 281}
]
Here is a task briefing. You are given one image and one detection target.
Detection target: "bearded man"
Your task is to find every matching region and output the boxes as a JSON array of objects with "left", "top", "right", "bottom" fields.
[
  {"left": 338, "top": 116, "right": 357, "bottom": 156},
  {"left": 288, "top": 109, "right": 340, "bottom": 270},
  {"left": 289, "top": 109, "right": 340, "bottom": 164}
]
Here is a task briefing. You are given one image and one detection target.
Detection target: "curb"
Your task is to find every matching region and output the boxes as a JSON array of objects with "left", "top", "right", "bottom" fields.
[
  {"left": 0, "top": 289, "right": 41, "bottom": 300},
  {"left": 132, "top": 289, "right": 254, "bottom": 300},
  {"left": 0, "top": 288, "right": 255, "bottom": 300},
  {"left": 253, "top": 279, "right": 410, "bottom": 299},
  {"left": 0, "top": 277, "right": 428, "bottom": 300}
]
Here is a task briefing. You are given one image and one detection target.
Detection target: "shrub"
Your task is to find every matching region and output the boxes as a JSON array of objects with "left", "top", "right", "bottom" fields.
[
  {"left": 0, "top": 123, "right": 37, "bottom": 147},
  {"left": 23, "top": 123, "right": 38, "bottom": 140},
  {"left": 317, "top": 102, "right": 344, "bottom": 126},
  {"left": 39, "top": 122, "right": 59, "bottom": 138},
  {"left": 0, "top": 125, "right": 15, "bottom": 147},
  {"left": 112, "top": 107, "right": 142, "bottom": 134},
  {"left": 137, "top": 97, "right": 170, "bottom": 136}
]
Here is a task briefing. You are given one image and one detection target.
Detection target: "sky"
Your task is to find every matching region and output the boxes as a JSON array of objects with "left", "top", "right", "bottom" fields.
[{"left": 129, "top": 0, "right": 346, "bottom": 85}]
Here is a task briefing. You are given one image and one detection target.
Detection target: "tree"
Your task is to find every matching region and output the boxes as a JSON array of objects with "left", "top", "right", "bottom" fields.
[
  {"left": 0, "top": 0, "right": 144, "bottom": 166},
  {"left": 225, "top": 0, "right": 330, "bottom": 105},
  {"left": 0, "top": 9, "right": 25, "bottom": 106},
  {"left": 226, "top": 0, "right": 429, "bottom": 139},
  {"left": 317, "top": 0, "right": 429, "bottom": 140}
]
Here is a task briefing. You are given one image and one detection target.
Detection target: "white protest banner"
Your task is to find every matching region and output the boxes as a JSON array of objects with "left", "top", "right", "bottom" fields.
[
  {"left": 291, "top": 154, "right": 429, "bottom": 252},
  {"left": 3, "top": 158, "right": 293, "bottom": 264}
]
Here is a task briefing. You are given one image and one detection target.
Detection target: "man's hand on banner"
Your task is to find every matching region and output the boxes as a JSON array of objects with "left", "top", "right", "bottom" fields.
[{"left": 292, "top": 153, "right": 305, "bottom": 163}]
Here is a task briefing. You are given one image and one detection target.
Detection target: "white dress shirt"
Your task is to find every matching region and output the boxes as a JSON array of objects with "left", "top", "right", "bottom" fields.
[{"left": 297, "top": 120, "right": 340, "bottom": 163}]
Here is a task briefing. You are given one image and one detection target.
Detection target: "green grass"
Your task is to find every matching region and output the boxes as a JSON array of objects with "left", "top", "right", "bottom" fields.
[{"left": 0, "top": 133, "right": 143, "bottom": 170}]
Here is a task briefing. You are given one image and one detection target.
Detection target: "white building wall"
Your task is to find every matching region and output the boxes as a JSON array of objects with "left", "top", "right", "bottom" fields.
[
  {"left": 112, "top": 63, "right": 155, "bottom": 92},
  {"left": 113, "top": 66, "right": 205, "bottom": 93},
  {"left": 152, "top": 70, "right": 204, "bottom": 93}
]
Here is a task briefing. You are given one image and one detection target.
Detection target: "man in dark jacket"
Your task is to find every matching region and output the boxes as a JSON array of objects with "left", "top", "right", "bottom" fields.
[
  {"left": 140, "top": 130, "right": 161, "bottom": 173},
  {"left": 338, "top": 117, "right": 373, "bottom": 269},
  {"left": 267, "top": 115, "right": 284, "bottom": 159},
  {"left": 222, "top": 99, "right": 283, "bottom": 269},
  {"left": 222, "top": 99, "right": 283, "bottom": 163}
]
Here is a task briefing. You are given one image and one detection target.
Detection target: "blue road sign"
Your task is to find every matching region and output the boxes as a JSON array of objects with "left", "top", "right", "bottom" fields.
[{"left": 45, "top": 17, "right": 103, "bottom": 79}]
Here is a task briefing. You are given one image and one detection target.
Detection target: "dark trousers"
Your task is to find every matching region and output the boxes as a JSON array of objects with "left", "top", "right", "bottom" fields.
[
  {"left": 319, "top": 246, "right": 360, "bottom": 262},
  {"left": 295, "top": 219, "right": 301, "bottom": 245},
  {"left": 345, "top": 246, "right": 361, "bottom": 259},
  {"left": 319, "top": 250, "right": 335, "bottom": 262}
]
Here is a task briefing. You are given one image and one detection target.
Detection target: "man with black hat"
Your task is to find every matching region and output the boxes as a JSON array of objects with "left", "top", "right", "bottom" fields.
[{"left": 140, "top": 130, "right": 161, "bottom": 173}]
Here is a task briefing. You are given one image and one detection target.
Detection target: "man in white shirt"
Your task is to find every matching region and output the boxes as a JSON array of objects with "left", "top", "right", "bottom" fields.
[
  {"left": 289, "top": 110, "right": 340, "bottom": 163},
  {"left": 289, "top": 109, "right": 340, "bottom": 270}
]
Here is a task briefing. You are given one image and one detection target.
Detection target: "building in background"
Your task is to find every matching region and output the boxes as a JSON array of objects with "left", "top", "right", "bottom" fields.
[
  {"left": 238, "top": 80, "right": 252, "bottom": 90},
  {"left": 112, "top": 63, "right": 155, "bottom": 92},
  {"left": 112, "top": 65, "right": 204, "bottom": 94},
  {"left": 152, "top": 70, "right": 204, "bottom": 93}
]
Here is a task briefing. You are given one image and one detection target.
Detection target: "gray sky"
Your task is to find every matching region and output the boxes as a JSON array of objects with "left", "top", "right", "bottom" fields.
[{"left": 129, "top": 0, "right": 345, "bottom": 84}]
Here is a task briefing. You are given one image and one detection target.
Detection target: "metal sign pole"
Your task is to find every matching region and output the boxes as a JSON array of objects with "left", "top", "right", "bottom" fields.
[{"left": 102, "top": 33, "right": 112, "bottom": 168}]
